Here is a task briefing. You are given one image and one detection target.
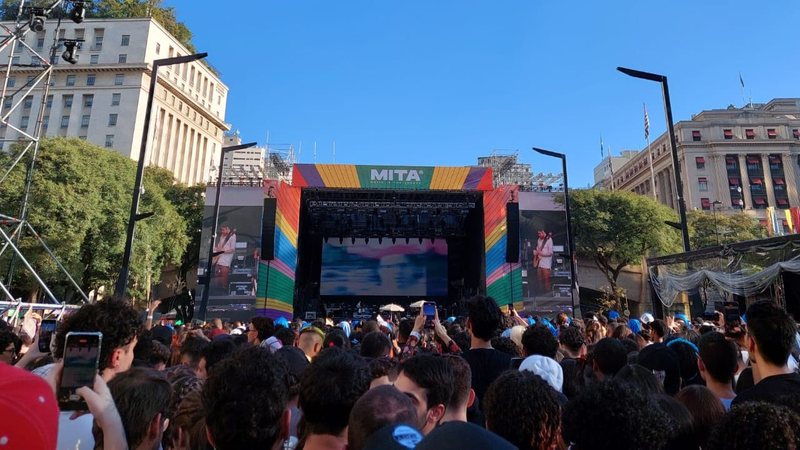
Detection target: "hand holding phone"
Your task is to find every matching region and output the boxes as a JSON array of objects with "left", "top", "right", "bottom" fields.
[
  {"left": 423, "top": 302, "right": 436, "bottom": 329},
  {"left": 58, "top": 332, "right": 102, "bottom": 411},
  {"left": 38, "top": 319, "right": 57, "bottom": 353}
]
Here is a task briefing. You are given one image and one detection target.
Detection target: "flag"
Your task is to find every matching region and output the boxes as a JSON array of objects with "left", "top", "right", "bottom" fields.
[
  {"left": 600, "top": 135, "right": 604, "bottom": 158},
  {"left": 739, "top": 72, "right": 745, "bottom": 88},
  {"left": 644, "top": 103, "right": 650, "bottom": 140}
]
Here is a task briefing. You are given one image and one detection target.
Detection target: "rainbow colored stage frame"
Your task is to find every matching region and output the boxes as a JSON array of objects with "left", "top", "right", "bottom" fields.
[{"left": 256, "top": 164, "right": 521, "bottom": 319}]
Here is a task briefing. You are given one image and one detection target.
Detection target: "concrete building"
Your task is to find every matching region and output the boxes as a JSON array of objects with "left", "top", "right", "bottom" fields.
[
  {"left": 607, "top": 99, "right": 800, "bottom": 222},
  {"left": 0, "top": 18, "right": 229, "bottom": 185},
  {"left": 593, "top": 150, "right": 637, "bottom": 187}
]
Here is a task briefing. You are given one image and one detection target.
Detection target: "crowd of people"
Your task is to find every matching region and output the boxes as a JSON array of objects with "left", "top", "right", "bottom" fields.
[{"left": 2, "top": 295, "right": 800, "bottom": 449}]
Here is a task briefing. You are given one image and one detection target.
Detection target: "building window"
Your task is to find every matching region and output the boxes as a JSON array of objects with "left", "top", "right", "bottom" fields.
[
  {"left": 111, "top": 93, "right": 121, "bottom": 106},
  {"left": 767, "top": 128, "right": 777, "bottom": 139},
  {"left": 23, "top": 96, "right": 32, "bottom": 108},
  {"left": 155, "top": 43, "right": 161, "bottom": 54},
  {"left": 60, "top": 115, "right": 69, "bottom": 128},
  {"left": 80, "top": 115, "right": 90, "bottom": 128},
  {"left": 6, "top": 77, "right": 14, "bottom": 87},
  {"left": 698, "top": 177, "right": 709, "bottom": 191},
  {"left": 83, "top": 94, "right": 93, "bottom": 107},
  {"left": 46, "top": 95, "right": 52, "bottom": 108},
  {"left": 36, "top": 37, "right": 44, "bottom": 49},
  {"left": 86, "top": 74, "right": 96, "bottom": 86},
  {"left": 104, "top": 134, "right": 114, "bottom": 148},
  {"left": 701, "top": 198, "right": 711, "bottom": 211},
  {"left": 121, "top": 35, "right": 130, "bottom": 46},
  {"left": 90, "top": 54, "right": 98, "bottom": 65},
  {"left": 42, "top": 115, "right": 48, "bottom": 129},
  {"left": 63, "top": 94, "right": 73, "bottom": 107},
  {"left": 723, "top": 129, "right": 733, "bottom": 139},
  {"left": 114, "top": 74, "right": 124, "bottom": 86},
  {"left": 695, "top": 156, "right": 706, "bottom": 170},
  {"left": 108, "top": 113, "right": 117, "bottom": 126},
  {"left": 3, "top": 97, "right": 11, "bottom": 108},
  {"left": 118, "top": 54, "right": 127, "bottom": 64},
  {"left": 691, "top": 130, "right": 701, "bottom": 141},
  {"left": 94, "top": 35, "right": 103, "bottom": 49},
  {"left": 745, "top": 129, "right": 755, "bottom": 139},
  {"left": 11, "top": 56, "right": 19, "bottom": 65},
  {"left": 66, "top": 75, "right": 76, "bottom": 86},
  {"left": 20, "top": 116, "right": 29, "bottom": 128}
]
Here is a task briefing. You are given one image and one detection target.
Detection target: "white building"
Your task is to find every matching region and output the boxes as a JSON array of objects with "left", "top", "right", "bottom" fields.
[
  {"left": 593, "top": 150, "right": 637, "bottom": 187},
  {"left": 0, "top": 18, "right": 229, "bottom": 185}
]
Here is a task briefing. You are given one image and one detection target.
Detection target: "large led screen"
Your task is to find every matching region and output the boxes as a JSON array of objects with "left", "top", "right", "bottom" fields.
[{"left": 321, "top": 239, "right": 448, "bottom": 296}]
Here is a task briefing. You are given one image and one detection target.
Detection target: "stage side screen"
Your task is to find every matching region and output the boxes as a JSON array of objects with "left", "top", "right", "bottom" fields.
[
  {"left": 320, "top": 239, "right": 448, "bottom": 296},
  {"left": 518, "top": 191, "right": 573, "bottom": 315}
]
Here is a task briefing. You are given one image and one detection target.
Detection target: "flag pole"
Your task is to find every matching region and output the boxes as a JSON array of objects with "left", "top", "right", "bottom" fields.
[
  {"left": 645, "top": 103, "right": 657, "bottom": 200},
  {"left": 607, "top": 144, "right": 615, "bottom": 191}
]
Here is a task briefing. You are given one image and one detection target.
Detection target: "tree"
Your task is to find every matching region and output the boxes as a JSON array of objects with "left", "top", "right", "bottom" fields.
[
  {"left": 687, "top": 210, "right": 766, "bottom": 249},
  {"left": 0, "top": 137, "right": 187, "bottom": 303},
  {"left": 569, "top": 189, "right": 682, "bottom": 310},
  {"left": 90, "top": 0, "right": 197, "bottom": 53}
]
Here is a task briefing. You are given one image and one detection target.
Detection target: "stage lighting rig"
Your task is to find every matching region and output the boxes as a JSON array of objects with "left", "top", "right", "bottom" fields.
[
  {"left": 26, "top": 7, "right": 47, "bottom": 32},
  {"left": 60, "top": 39, "right": 83, "bottom": 64},
  {"left": 69, "top": 0, "right": 86, "bottom": 23}
]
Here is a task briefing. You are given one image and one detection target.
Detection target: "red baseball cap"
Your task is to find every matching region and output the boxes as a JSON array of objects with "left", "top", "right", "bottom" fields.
[{"left": 0, "top": 362, "right": 58, "bottom": 449}]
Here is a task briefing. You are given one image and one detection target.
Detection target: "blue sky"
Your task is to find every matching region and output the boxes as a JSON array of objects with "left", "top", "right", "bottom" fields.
[{"left": 168, "top": 0, "right": 800, "bottom": 187}]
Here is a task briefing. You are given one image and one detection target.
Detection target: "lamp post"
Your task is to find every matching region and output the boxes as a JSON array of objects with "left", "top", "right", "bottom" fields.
[
  {"left": 532, "top": 147, "right": 579, "bottom": 316},
  {"left": 115, "top": 52, "right": 208, "bottom": 298},
  {"left": 197, "top": 142, "right": 258, "bottom": 322},
  {"left": 712, "top": 200, "right": 723, "bottom": 245},
  {"left": 617, "top": 67, "right": 690, "bottom": 253}
]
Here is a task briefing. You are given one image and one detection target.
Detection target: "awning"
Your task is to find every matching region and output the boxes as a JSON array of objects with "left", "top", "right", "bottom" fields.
[
  {"left": 728, "top": 177, "right": 740, "bottom": 185},
  {"left": 774, "top": 178, "right": 785, "bottom": 185},
  {"left": 751, "top": 177, "right": 763, "bottom": 184},
  {"left": 696, "top": 157, "right": 706, "bottom": 164},
  {"left": 747, "top": 156, "right": 760, "bottom": 164},
  {"left": 755, "top": 198, "right": 766, "bottom": 205}
]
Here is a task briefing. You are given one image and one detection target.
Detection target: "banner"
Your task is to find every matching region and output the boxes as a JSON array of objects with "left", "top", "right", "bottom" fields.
[{"left": 292, "top": 164, "right": 493, "bottom": 191}]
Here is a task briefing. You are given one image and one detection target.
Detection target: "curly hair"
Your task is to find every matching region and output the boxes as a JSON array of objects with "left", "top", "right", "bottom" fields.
[
  {"left": 299, "top": 347, "right": 371, "bottom": 436},
  {"left": 368, "top": 356, "right": 398, "bottom": 382},
  {"left": 584, "top": 320, "right": 604, "bottom": 345},
  {"left": 614, "top": 364, "right": 663, "bottom": 396},
  {"left": 202, "top": 346, "right": 289, "bottom": 450},
  {"left": 707, "top": 402, "right": 800, "bottom": 450},
  {"left": 53, "top": 298, "right": 142, "bottom": 371},
  {"left": 591, "top": 338, "right": 627, "bottom": 377},
  {"left": 485, "top": 370, "right": 562, "bottom": 450},
  {"left": 521, "top": 325, "right": 559, "bottom": 358},
  {"left": 563, "top": 379, "right": 671, "bottom": 450},
  {"left": 491, "top": 336, "right": 522, "bottom": 358},
  {"left": 466, "top": 295, "right": 502, "bottom": 341},
  {"left": 559, "top": 326, "right": 585, "bottom": 354}
]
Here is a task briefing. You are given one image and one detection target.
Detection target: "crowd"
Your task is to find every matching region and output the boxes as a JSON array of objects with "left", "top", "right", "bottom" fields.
[{"left": 2, "top": 294, "right": 800, "bottom": 449}]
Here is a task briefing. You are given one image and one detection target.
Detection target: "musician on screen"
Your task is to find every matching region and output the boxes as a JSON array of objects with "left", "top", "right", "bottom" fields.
[
  {"left": 212, "top": 224, "right": 237, "bottom": 290},
  {"left": 533, "top": 229, "right": 553, "bottom": 294}
]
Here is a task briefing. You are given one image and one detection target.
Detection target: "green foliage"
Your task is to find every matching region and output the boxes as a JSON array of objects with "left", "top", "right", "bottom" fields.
[
  {"left": 569, "top": 189, "right": 681, "bottom": 291},
  {"left": 687, "top": 210, "right": 766, "bottom": 249},
  {"left": 0, "top": 138, "right": 187, "bottom": 302}
]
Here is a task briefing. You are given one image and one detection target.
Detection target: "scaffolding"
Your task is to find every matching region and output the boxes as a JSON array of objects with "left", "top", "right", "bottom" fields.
[
  {"left": 0, "top": 0, "right": 88, "bottom": 304},
  {"left": 477, "top": 150, "right": 534, "bottom": 190}
]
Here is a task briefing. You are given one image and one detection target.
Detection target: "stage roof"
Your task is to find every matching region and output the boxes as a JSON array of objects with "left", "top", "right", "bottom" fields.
[{"left": 292, "top": 164, "right": 493, "bottom": 191}]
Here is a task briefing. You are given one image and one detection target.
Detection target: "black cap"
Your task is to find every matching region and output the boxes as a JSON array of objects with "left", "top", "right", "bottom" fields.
[
  {"left": 363, "top": 423, "right": 423, "bottom": 450},
  {"left": 637, "top": 343, "right": 681, "bottom": 395},
  {"left": 416, "top": 421, "right": 518, "bottom": 450}
]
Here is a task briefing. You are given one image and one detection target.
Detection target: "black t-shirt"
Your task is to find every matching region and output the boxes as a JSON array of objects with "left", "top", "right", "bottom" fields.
[
  {"left": 731, "top": 371, "right": 800, "bottom": 407},
  {"left": 462, "top": 348, "right": 513, "bottom": 405}
]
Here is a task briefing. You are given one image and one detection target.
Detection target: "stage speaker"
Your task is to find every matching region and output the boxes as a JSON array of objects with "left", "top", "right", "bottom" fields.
[
  {"left": 261, "top": 198, "right": 277, "bottom": 260},
  {"left": 506, "top": 202, "right": 520, "bottom": 262}
]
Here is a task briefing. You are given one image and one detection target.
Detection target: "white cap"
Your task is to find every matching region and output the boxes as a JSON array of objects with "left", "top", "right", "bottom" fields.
[
  {"left": 640, "top": 313, "right": 655, "bottom": 324},
  {"left": 519, "top": 355, "right": 563, "bottom": 392}
]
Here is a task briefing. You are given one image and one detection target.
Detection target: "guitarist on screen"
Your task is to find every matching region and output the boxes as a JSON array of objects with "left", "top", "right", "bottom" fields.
[
  {"left": 533, "top": 229, "right": 553, "bottom": 295},
  {"left": 212, "top": 224, "right": 237, "bottom": 290}
]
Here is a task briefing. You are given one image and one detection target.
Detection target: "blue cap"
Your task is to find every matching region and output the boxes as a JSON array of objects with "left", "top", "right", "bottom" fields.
[
  {"left": 501, "top": 328, "right": 512, "bottom": 338},
  {"left": 608, "top": 310, "right": 620, "bottom": 320},
  {"left": 447, "top": 316, "right": 456, "bottom": 324},
  {"left": 628, "top": 319, "right": 642, "bottom": 334},
  {"left": 275, "top": 317, "right": 290, "bottom": 328},
  {"left": 674, "top": 313, "right": 689, "bottom": 323},
  {"left": 527, "top": 317, "right": 536, "bottom": 326},
  {"left": 542, "top": 318, "right": 558, "bottom": 337}
]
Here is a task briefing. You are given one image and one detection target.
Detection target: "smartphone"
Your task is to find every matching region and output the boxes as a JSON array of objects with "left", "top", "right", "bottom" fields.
[
  {"left": 511, "top": 357, "right": 524, "bottom": 370},
  {"left": 58, "top": 332, "right": 102, "bottom": 411},
  {"left": 423, "top": 301, "right": 436, "bottom": 328},
  {"left": 38, "top": 319, "right": 57, "bottom": 353}
]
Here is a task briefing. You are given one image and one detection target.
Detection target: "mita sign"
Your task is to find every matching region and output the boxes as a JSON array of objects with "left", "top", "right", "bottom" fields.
[
  {"left": 369, "top": 168, "right": 423, "bottom": 182},
  {"left": 355, "top": 165, "right": 434, "bottom": 189}
]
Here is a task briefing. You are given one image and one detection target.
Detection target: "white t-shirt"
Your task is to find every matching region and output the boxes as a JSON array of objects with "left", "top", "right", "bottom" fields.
[
  {"left": 216, "top": 233, "right": 236, "bottom": 267},
  {"left": 536, "top": 238, "right": 554, "bottom": 269}
]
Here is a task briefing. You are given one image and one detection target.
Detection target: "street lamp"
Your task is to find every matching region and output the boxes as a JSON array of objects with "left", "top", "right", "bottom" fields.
[
  {"left": 197, "top": 141, "right": 257, "bottom": 322},
  {"left": 532, "top": 147, "right": 579, "bottom": 316},
  {"left": 712, "top": 200, "right": 723, "bottom": 245},
  {"left": 617, "top": 67, "right": 691, "bottom": 253},
  {"left": 115, "top": 52, "right": 208, "bottom": 298}
]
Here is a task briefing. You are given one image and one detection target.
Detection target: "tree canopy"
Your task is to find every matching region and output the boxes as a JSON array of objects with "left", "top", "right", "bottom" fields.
[
  {"left": 0, "top": 137, "right": 189, "bottom": 303},
  {"left": 569, "top": 189, "right": 682, "bottom": 294},
  {"left": 687, "top": 210, "right": 766, "bottom": 249}
]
